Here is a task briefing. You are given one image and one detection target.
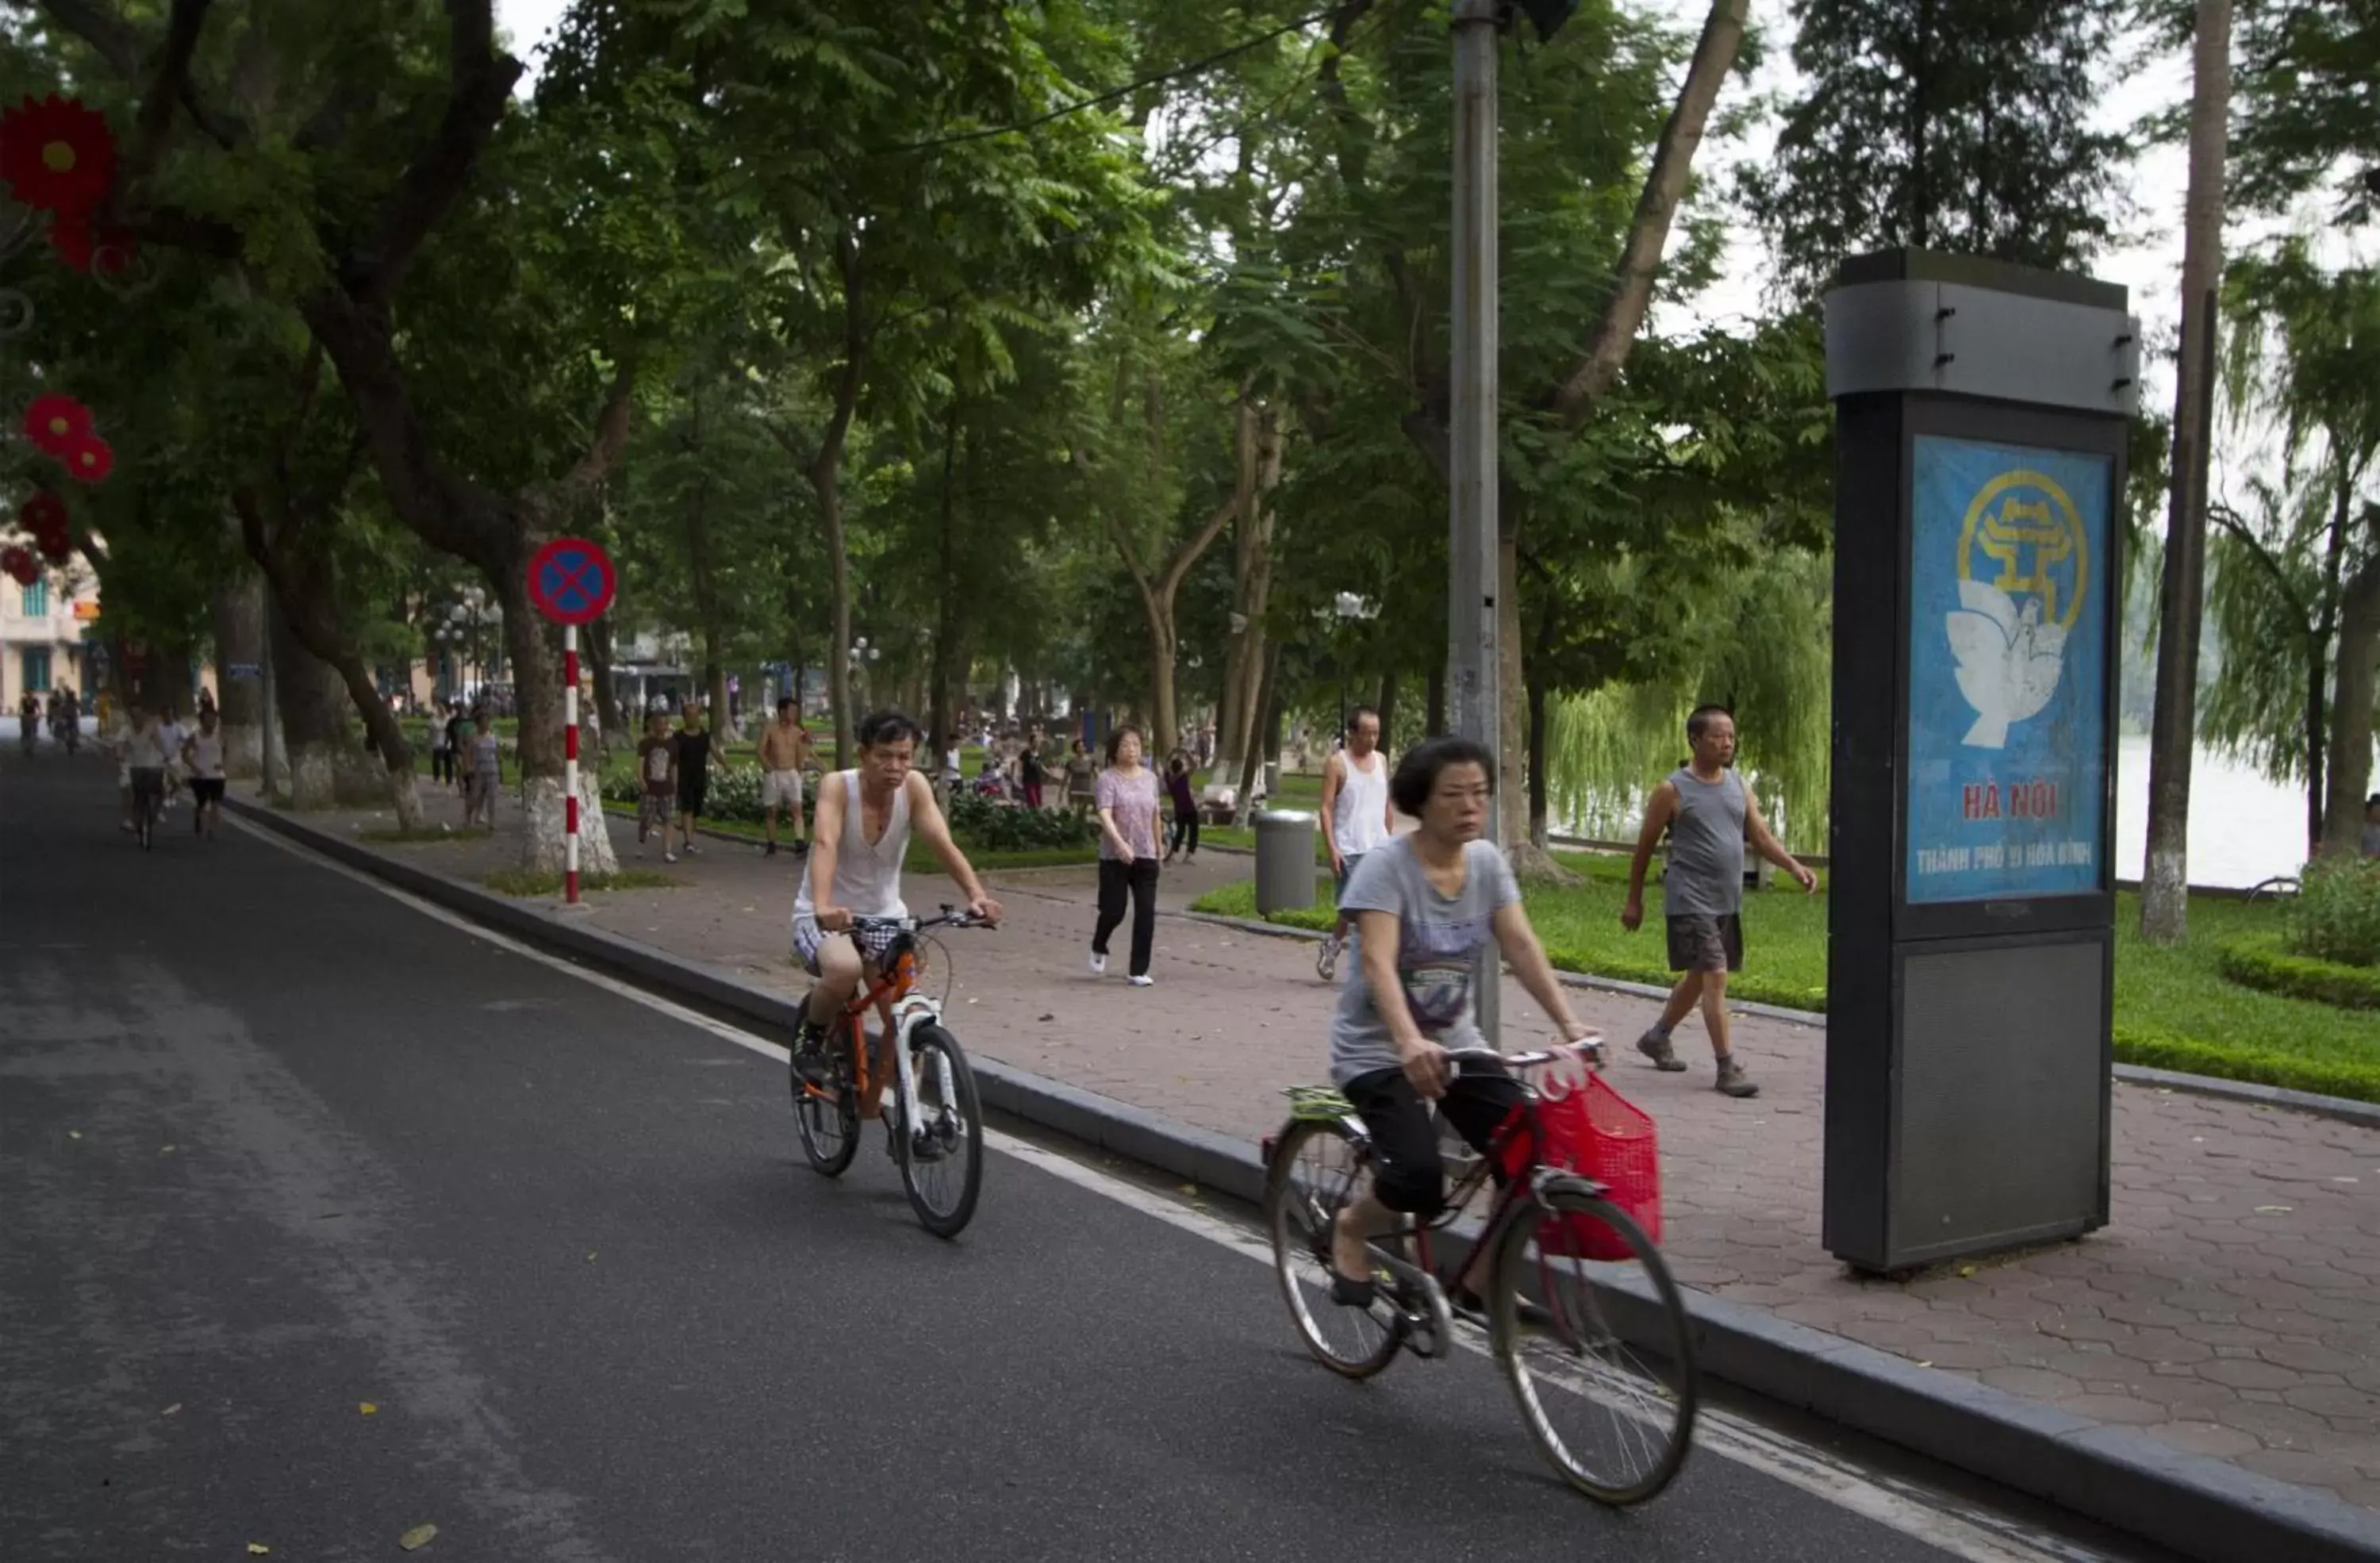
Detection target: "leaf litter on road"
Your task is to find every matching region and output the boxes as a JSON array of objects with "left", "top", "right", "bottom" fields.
[{"left": 400, "top": 1523, "right": 439, "bottom": 1550}]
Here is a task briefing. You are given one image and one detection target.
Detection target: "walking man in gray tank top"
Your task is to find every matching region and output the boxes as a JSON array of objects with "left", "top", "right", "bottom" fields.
[{"left": 1621, "top": 705, "right": 1817, "bottom": 1098}]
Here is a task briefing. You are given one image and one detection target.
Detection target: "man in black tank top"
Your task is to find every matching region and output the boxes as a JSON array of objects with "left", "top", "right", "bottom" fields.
[{"left": 1619, "top": 705, "right": 1817, "bottom": 1099}]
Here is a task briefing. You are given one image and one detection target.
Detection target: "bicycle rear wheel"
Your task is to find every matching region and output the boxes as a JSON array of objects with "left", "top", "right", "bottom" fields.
[
  {"left": 790, "top": 1031, "right": 858, "bottom": 1177},
  {"left": 1491, "top": 1184, "right": 1697, "bottom": 1505},
  {"left": 895, "top": 1024, "right": 983, "bottom": 1238},
  {"left": 1265, "top": 1119, "right": 1403, "bottom": 1378}
]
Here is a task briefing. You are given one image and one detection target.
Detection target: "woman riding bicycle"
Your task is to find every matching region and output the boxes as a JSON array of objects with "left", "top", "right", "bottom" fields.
[
  {"left": 1324, "top": 735, "right": 1597, "bottom": 1311},
  {"left": 789, "top": 709, "right": 1002, "bottom": 1107}
]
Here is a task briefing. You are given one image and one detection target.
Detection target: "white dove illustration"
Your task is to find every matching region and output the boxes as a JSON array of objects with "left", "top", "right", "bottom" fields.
[{"left": 1945, "top": 578, "right": 2067, "bottom": 749}]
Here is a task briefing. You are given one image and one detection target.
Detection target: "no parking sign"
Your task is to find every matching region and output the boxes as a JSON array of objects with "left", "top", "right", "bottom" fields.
[{"left": 524, "top": 538, "right": 616, "bottom": 626}]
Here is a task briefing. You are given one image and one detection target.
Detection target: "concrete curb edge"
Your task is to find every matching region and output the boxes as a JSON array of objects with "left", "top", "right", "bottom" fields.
[
  {"left": 1178, "top": 912, "right": 2380, "bottom": 1131},
  {"left": 228, "top": 798, "right": 2380, "bottom": 1563}
]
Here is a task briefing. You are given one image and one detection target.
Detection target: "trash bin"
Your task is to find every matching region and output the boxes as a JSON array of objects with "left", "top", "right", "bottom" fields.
[
  {"left": 1263, "top": 760, "right": 1282, "bottom": 799},
  {"left": 1254, "top": 808, "right": 1318, "bottom": 916}
]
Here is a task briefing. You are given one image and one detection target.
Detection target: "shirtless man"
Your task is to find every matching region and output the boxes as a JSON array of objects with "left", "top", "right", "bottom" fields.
[{"left": 758, "top": 697, "right": 816, "bottom": 858}]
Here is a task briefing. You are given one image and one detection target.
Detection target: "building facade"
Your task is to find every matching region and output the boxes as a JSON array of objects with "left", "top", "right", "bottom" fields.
[{"left": 0, "top": 555, "right": 98, "bottom": 709}]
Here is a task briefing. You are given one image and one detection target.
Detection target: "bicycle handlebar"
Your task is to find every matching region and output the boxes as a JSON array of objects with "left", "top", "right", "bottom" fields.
[
  {"left": 848, "top": 904, "right": 992, "bottom": 933},
  {"left": 1444, "top": 1039, "right": 1604, "bottom": 1073}
]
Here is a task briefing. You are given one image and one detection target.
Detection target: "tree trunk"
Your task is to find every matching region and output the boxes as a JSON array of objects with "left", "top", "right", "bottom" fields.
[
  {"left": 269, "top": 605, "right": 353, "bottom": 811},
  {"left": 2305, "top": 630, "right": 2328, "bottom": 862},
  {"left": 1234, "top": 637, "right": 1285, "bottom": 826},
  {"left": 1427, "top": 658, "right": 1445, "bottom": 735},
  {"left": 2322, "top": 560, "right": 2379, "bottom": 858},
  {"left": 1376, "top": 671, "right": 1398, "bottom": 752},
  {"left": 1498, "top": 525, "right": 1572, "bottom": 881},
  {"left": 2140, "top": 0, "right": 2231, "bottom": 943},
  {"left": 1527, "top": 658, "right": 1549, "bottom": 851},
  {"left": 927, "top": 402, "right": 966, "bottom": 753},
  {"left": 211, "top": 570, "right": 267, "bottom": 779},
  {"left": 1215, "top": 447, "right": 1278, "bottom": 781},
  {"left": 497, "top": 567, "right": 620, "bottom": 877}
]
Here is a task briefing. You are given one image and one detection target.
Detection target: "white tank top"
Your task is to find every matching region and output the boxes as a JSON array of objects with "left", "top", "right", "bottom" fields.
[
  {"left": 793, "top": 770, "right": 913, "bottom": 922},
  {"left": 1334, "top": 747, "right": 1390, "bottom": 855}
]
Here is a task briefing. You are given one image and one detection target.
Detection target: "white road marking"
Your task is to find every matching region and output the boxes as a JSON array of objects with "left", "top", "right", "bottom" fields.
[{"left": 234, "top": 816, "right": 2116, "bottom": 1563}]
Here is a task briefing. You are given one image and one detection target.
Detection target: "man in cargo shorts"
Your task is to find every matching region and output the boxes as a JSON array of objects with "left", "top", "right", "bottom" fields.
[{"left": 1619, "top": 705, "right": 1816, "bottom": 1099}]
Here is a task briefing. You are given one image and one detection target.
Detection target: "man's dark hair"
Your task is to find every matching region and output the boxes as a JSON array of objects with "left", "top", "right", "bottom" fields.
[
  {"left": 1687, "top": 704, "right": 1733, "bottom": 742},
  {"left": 1105, "top": 723, "right": 1144, "bottom": 764},
  {"left": 777, "top": 697, "right": 795, "bottom": 714},
  {"left": 2367, "top": 793, "right": 2380, "bottom": 808},
  {"left": 1389, "top": 735, "right": 1496, "bottom": 817},
  {"left": 858, "top": 709, "right": 923, "bottom": 748},
  {"left": 1347, "top": 705, "right": 1380, "bottom": 731}
]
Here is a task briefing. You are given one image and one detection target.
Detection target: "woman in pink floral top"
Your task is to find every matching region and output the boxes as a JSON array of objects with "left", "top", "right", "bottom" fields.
[{"left": 1090, "top": 725, "right": 1165, "bottom": 985}]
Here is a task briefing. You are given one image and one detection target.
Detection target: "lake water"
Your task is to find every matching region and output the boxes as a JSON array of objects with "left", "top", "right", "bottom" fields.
[{"left": 2110, "top": 734, "right": 2312, "bottom": 890}]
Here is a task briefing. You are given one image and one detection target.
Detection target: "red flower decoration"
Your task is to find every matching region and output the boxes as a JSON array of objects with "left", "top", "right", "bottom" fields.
[
  {"left": 21, "top": 396, "right": 90, "bottom": 455},
  {"left": 32, "top": 517, "right": 71, "bottom": 562},
  {"left": 20, "top": 490, "right": 68, "bottom": 535},
  {"left": 60, "top": 434, "right": 113, "bottom": 483},
  {"left": 0, "top": 95, "right": 117, "bottom": 216},
  {"left": 46, "top": 211, "right": 135, "bottom": 276},
  {"left": 1, "top": 546, "right": 36, "bottom": 588}
]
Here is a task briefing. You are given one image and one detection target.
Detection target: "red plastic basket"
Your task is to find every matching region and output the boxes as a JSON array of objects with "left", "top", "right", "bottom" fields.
[{"left": 1499, "top": 1073, "right": 1660, "bottom": 1261}]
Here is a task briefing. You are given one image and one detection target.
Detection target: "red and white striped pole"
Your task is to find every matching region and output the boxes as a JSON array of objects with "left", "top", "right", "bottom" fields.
[{"left": 563, "top": 623, "right": 581, "bottom": 904}]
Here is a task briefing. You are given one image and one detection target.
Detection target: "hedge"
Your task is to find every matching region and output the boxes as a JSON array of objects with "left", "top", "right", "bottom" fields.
[{"left": 2217, "top": 935, "right": 2380, "bottom": 1012}]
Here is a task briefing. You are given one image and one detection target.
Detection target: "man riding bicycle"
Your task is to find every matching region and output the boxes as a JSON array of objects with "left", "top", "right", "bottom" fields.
[{"left": 790, "top": 709, "right": 1002, "bottom": 1106}]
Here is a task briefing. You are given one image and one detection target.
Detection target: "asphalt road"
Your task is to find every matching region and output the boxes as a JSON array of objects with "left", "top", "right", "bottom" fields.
[{"left": 2, "top": 753, "right": 2118, "bottom": 1562}]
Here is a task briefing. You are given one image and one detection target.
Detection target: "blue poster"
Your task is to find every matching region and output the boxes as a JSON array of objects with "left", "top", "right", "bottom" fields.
[{"left": 1906, "top": 436, "right": 2110, "bottom": 904}]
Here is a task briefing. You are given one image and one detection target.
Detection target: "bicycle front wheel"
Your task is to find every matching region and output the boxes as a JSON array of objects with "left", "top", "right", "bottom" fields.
[
  {"left": 895, "top": 1024, "right": 983, "bottom": 1238},
  {"left": 1491, "top": 1185, "right": 1697, "bottom": 1505},
  {"left": 1265, "top": 1119, "right": 1403, "bottom": 1378}
]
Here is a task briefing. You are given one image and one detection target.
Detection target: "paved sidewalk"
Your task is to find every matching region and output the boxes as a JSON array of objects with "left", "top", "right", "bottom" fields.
[{"left": 287, "top": 792, "right": 2380, "bottom": 1515}]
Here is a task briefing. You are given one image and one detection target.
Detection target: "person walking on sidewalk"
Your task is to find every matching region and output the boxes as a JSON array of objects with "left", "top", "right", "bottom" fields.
[
  {"left": 1065, "top": 737, "right": 1096, "bottom": 816},
  {"left": 672, "top": 702, "right": 715, "bottom": 855},
  {"left": 443, "top": 703, "right": 471, "bottom": 794},
  {"left": 1322, "top": 735, "right": 1600, "bottom": 1309},
  {"left": 1089, "top": 724, "right": 1164, "bottom": 986},
  {"left": 182, "top": 706, "right": 226, "bottom": 838},
  {"left": 463, "top": 711, "right": 502, "bottom": 830},
  {"left": 636, "top": 709, "right": 679, "bottom": 860},
  {"left": 428, "top": 700, "right": 454, "bottom": 789},
  {"left": 1315, "top": 705, "right": 1393, "bottom": 982},
  {"left": 1162, "top": 751, "right": 1200, "bottom": 864},
  {"left": 1620, "top": 705, "right": 1816, "bottom": 1099},
  {"left": 758, "top": 697, "right": 814, "bottom": 858}
]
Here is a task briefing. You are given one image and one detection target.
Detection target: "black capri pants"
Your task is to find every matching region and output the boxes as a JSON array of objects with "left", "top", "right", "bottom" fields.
[{"left": 1343, "top": 1060, "right": 1526, "bottom": 1217}]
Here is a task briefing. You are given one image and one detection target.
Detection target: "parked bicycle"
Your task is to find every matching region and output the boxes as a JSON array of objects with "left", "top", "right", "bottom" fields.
[
  {"left": 790, "top": 906, "right": 987, "bottom": 1237},
  {"left": 1262, "top": 1040, "right": 1698, "bottom": 1505}
]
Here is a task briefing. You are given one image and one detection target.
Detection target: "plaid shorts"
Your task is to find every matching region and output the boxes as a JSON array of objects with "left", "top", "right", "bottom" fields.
[
  {"left": 792, "top": 915, "right": 905, "bottom": 977},
  {"left": 639, "top": 790, "right": 672, "bottom": 831}
]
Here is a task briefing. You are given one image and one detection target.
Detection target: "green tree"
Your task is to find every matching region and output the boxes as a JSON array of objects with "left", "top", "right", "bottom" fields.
[
  {"left": 1741, "top": 0, "right": 2136, "bottom": 298},
  {"left": 2230, "top": 0, "right": 2380, "bottom": 225}
]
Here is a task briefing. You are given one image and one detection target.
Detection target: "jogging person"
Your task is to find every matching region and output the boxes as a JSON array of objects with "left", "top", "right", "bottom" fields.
[
  {"left": 758, "top": 697, "right": 815, "bottom": 857},
  {"left": 182, "top": 706, "right": 226, "bottom": 838},
  {"left": 789, "top": 709, "right": 1002, "bottom": 1104},
  {"left": 1323, "top": 735, "right": 1599, "bottom": 1309},
  {"left": 1315, "top": 705, "right": 1393, "bottom": 981},
  {"left": 119, "top": 705, "right": 171, "bottom": 839},
  {"left": 1620, "top": 705, "right": 1816, "bottom": 1100}
]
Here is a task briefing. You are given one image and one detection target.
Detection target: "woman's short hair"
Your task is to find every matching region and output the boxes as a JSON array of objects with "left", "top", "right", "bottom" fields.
[
  {"left": 1104, "top": 724, "right": 1144, "bottom": 764},
  {"left": 1389, "top": 735, "right": 1496, "bottom": 817}
]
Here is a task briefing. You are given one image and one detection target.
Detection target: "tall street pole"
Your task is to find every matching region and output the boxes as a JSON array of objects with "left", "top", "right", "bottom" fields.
[{"left": 1450, "top": 0, "right": 1503, "bottom": 1043}]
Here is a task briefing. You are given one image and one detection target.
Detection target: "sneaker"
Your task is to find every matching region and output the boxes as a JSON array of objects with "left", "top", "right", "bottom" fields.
[
  {"left": 1637, "top": 1027, "right": 1687, "bottom": 1072},
  {"left": 1088, "top": 952, "right": 1107, "bottom": 977},
  {"left": 764, "top": 841, "right": 777, "bottom": 858},
  {"left": 1315, "top": 932, "right": 1342, "bottom": 982},
  {"left": 682, "top": 843, "right": 698, "bottom": 857},
  {"left": 664, "top": 851, "right": 678, "bottom": 864},
  {"left": 793, "top": 840, "right": 810, "bottom": 856},
  {"left": 791, "top": 1022, "right": 832, "bottom": 1088},
  {"left": 1714, "top": 1059, "right": 1760, "bottom": 1098},
  {"left": 1127, "top": 974, "right": 1154, "bottom": 988}
]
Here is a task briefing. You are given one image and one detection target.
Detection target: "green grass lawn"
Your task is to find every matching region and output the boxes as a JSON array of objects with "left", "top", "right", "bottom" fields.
[
  {"left": 1192, "top": 862, "right": 2380, "bottom": 1103},
  {"left": 596, "top": 801, "right": 1097, "bottom": 874}
]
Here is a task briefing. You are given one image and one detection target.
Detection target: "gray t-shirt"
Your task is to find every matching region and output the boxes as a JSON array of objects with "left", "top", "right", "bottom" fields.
[
  {"left": 1664, "top": 766, "right": 1746, "bottom": 918},
  {"left": 1327, "top": 836, "right": 1522, "bottom": 1086}
]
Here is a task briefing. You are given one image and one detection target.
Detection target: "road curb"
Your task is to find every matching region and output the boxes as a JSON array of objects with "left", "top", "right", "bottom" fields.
[
  {"left": 228, "top": 797, "right": 2380, "bottom": 1563},
  {"left": 1180, "top": 912, "right": 2380, "bottom": 1129}
]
